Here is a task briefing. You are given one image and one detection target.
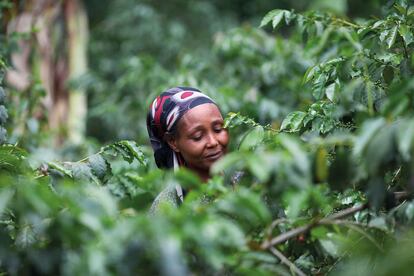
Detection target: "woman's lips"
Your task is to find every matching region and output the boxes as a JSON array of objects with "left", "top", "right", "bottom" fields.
[{"left": 205, "top": 151, "right": 224, "bottom": 161}]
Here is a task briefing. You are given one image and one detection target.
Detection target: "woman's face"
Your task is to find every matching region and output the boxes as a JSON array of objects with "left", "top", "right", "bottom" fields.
[{"left": 167, "top": 103, "right": 229, "bottom": 179}]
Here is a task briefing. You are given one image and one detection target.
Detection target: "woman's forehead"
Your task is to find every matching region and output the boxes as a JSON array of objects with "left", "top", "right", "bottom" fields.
[{"left": 178, "top": 104, "right": 223, "bottom": 130}]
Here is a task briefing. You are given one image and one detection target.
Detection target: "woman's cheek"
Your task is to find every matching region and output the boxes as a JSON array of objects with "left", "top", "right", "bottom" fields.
[{"left": 221, "top": 131, "right": 230, "bottom": 147}]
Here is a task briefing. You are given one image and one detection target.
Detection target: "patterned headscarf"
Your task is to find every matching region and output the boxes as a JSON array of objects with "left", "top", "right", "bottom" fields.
[{"left": 146, "top": 86, "right": 217, "bottom": 170}]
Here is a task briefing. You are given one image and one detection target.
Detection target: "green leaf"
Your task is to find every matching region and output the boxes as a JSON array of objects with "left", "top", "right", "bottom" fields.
[
  {"left": 103, "top": 140, "right": 146, "bottom": 165},
  {"left": 279, "top": 134, "right": 309, "bottom": 179},
  {"left": 371, "top": 20, "right": 384, "bottom": 29},
  {"left": 368, "top": 216, "right": 389, "bottom": 231},
  {"left": 16, "top": 225, "right": 36, "bottom": 249},
  {"left": 397, "top": 119, "right": 414, "bottom": 161},
  {"left": 0, "top": 127, "right": 7, "bottom": 144},
  {"left": 285, "top": 188, "right": 308, "bottom": 218},
  {"left": 398, "top": 24, "right": 414, "bottom": 47},
  {"left": 325, "top": 80, "right": 339, "bottom": 102},
  {"left": 0, "top": 87, "right": 5, "bottom": 104},
  {"left": 409, "top": 6, "right": 414, "bottom": 16},
  {"left": 405, "top": 202, "right": 414, "bottom": 221},
  {"left": 280, "top": 111, "right": 306, "bottom": 132},
  {"left": 380, "top": 26, "right": 402, "bottom": 50},
  {"left": 216, "top": 188, "right": 271, "bottom": 229},
  {"left": 272, "top": 10, "right": 285, "bottom": 29},
  {"left": 88, "top": 154, "right": 111, "bottom": 182},
  {"left": 119, "top": 140, "right": 146, "bottom": 165},
  {"left": 175, "top": 168, "right": 202, "bottom": 189},
  {"left": 303, "top": 65, "right": 317, "bottom": 84},
  {"left": 365, "top": 125, "right": 395, "bottom": 174},
  {"left": 71, "top": 162, "right": 93, "bottom": 180},
  {"left": 0, "top": 188, "right": 13, "bottom": 215},
  {"left": 260, "top": 9, "right": 283, "bottom": 28},
  {"left": 259, "top": 9, "right": 291, "bottom": 29},
  {"left": 223, "top": 112, "right": 239, "bottom": 128},
  {"left": 312, "top": 73, "right": 328, "bottom": 100},
  {"left": 394, "top": 3, "right": 407, "bottom": 15},
  {"left": 0, "top": 105, "right": 8, "bottom": 124},
  {"left": 353, "top": 118, "right": 386, "bottom": 157},
  {"left": 48, "top": 161, "right": 73, "bottom": 178},
  {"left": 283, "top": 10, "right": 295, "bottom": 25},
  {"left": 387, "top": 26, "right": 398, "bottom": 49},
  {"left": 314, "top": 21, "right": 324, "bottom": 36},
  {"left": 239, "top": 126, "right": 264, "bottom": 150},
  {"left": 211, "top": 152, "right": 244, "bottom": 174},
  {"left": 247, "top": 155, "right": 271, "bottom": 182},
  {"left": 382, "top": 66, "right": 394, "bottom": 85},
  {"left": 320, "top": 238, "right": 340, "bottom": 257}
]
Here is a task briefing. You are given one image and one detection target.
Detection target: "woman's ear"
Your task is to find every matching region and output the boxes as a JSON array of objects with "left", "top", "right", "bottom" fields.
[{"left": 164, "top": 133, "right": 180, "bottom": 152}]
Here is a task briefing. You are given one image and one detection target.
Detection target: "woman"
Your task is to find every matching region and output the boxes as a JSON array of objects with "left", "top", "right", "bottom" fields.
[{"left": 147, "top": 86, "right": 229, "bottom": 211}]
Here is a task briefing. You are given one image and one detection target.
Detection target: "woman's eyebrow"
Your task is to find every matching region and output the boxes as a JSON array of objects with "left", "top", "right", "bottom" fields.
[
  {"left": 186, "top": 125, "right": 203, "bottom": 133},
  {"left": 211, "top": 119, "right": 224, "bottom": 125},
  {"left": 213, "top": 118, "right": 223, "bottom": 122}
]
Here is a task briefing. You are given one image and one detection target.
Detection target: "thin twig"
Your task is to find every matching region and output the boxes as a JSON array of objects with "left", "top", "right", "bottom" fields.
[
  {"left": 266, "top": 218, "right": 288, "bottom": 237},
  {"left": 261, "top": 224, "right": 315, "bottom": 249},
  {"left": 391, "top": 166, "right": 402, "bottom": 184},
  {"left": 332, "top": 17, "right": 362, "bottom": 29},
  {"left": 269, "top": 246, "right": 307, "bottom": 276}
]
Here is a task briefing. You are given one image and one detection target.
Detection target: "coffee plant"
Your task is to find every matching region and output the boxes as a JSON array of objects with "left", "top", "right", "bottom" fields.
[{"left": 2, "top": 0, "right": 414, "bottom": 275}]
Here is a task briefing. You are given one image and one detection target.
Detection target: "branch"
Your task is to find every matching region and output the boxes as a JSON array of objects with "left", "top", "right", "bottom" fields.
[
  {"left": 331, "top": 17, "right": 362, "bottom": 29},
  {"left": 261, "top": 190, "right": 414, "bottom": 250},
  {"left": 320, "top": 203, "right": 367, "bottom": 221},
  {"left": 269, "top": 246, "right": 307, "bottom": 276},
  {"left": 261, "top": 204, "right": 367, "bottom": 249}
]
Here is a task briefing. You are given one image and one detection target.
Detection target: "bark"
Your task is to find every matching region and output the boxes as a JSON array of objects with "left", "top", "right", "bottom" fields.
[
  {"left": 66, "top": 0, "right": 88, "bottom": 145},
  {"left": 6, "top": 0, "right": 88, "bottom": 146}
]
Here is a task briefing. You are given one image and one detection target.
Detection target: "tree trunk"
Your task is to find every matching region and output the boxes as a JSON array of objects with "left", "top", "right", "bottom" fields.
[
  {"left": 66, "top": 0, "right": 88, "bottom": 145},
  {"left": 6, "top": 0, "right": 88, "bottom": 146}
]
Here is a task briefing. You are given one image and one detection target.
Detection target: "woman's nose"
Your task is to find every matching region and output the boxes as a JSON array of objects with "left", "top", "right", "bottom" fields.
[{"left": 206, "top": 133, "right": 219, "bottom": 147}]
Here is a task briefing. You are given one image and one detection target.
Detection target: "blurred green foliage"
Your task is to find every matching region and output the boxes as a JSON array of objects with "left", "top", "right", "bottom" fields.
[{"left": 82, "top": 0, "right": 387, "bottom": 143}]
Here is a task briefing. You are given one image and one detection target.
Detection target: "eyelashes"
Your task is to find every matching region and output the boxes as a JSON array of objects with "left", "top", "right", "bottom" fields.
[
  {"left": 191, "top": 134, "right": 202, "bottom": 141},
  {"left": 190, "top": 127, "right": 224, "bottom": 142}
]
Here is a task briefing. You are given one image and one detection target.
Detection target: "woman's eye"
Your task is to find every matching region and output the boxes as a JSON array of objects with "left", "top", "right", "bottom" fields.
[
  {"left": 214, "top": 126, "right": 223, "bottom": 133},
  {"left": 191, "top": 135, "right": 202, "bottom": 141}
]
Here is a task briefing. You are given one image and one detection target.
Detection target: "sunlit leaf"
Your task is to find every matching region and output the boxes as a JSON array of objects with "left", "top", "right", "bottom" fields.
[
  {"left": 398, "top": 24, "right": 414, "bottom": 46},
  {"left": 260, "top": 9, "right": 283, "bottom": 28},
  {"left": 280, "top": 111, "right": 306, "bottom": 132}
]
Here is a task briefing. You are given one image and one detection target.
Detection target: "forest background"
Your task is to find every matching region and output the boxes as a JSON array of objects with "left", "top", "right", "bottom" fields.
[{"left": 1, "top": 0, "right": 414, "bottom": 275}]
